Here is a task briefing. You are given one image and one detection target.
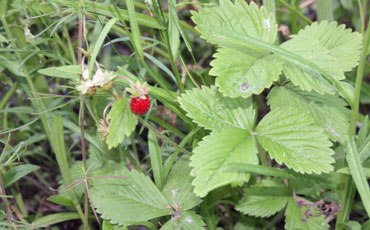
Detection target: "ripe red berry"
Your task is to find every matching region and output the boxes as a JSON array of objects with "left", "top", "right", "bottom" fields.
[{"left": 130, "top": 95, "right": 150, "bottom": 115}]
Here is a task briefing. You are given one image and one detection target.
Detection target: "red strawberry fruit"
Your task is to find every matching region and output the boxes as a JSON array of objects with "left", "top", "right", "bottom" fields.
[{"left": 130, "top": 95, "right": 150, "bottom": 115}]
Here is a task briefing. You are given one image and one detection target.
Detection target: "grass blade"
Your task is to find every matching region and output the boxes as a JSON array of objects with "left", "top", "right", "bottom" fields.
[
  {"left": 168, "top": 0, "right": 180, "bottom": 59},
  {"left": 33, "top": 212, "right": 80, "bottom": 228},
  {"left": 126, "top": 0, "right": 144, "bottom": 60},
  {"left": 148, "top": 130, "right": 164, "bottom": 190},
  {"left": 88, "top": 18, "right": 119, "bottom": 78},
  {"left": 51, "top": 114, "right": 85, "bottom": 223},
  {"left": 346, "top": 136, "right": 370, "bottom": 216},
  {"left": 3, "top": 164, "right": 40, "bottom": 188},
  {"left": 316, "top": 0, "right": 334, "bottom": 22}
]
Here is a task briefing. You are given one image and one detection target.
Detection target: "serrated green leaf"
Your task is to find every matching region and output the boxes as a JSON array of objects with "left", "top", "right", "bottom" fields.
[
  {"left": 178, "top": 86, "right": 255, "bottom": 131},
  {"left": 210, "top": 48, "right": 283, "bottom": 98},
  {"left": 285, "top": 198, "right": 329, "bottom": 230},
  {"left": 289, "top": 21, "right": 362, "bottom": 73},
  {"left": 280, "top": 21, "right": 362, "bottom": 94},
  {"left": 106, "top": 97, "right": 138, "bottom": 149},
  {"left": 256, "top": 108, "right": 335, "bottom": 174},
  {"left": 3, "top": 164, "right": 39, "bottom": 188},
  {"left": 193, "top": 0, "right": 362, "bottom": 96},
  {"left": 90, "top": 168, "right": 171, "bottom": 225},
  {"left": 236, "top": 179, "right": 290, "bottom": 217},
  {"left": 160, "top": 211, "right": 205, "bottom": 230},
  {"left": 179, "top": 86, "right": 258, "bottom": 197},
  {"left": 192, "top": 0, "right": 279, "bottom": 97},
  {"left": 162, "top": 157, "right": 201, "bottom": 211},
  {"left": 192, "top": 0, "right": 277, "bottom": 45},
  {"left": 190, "top": 129, "right": 258, "bottom": 197},
  {"left": 267, "top": 84, "right": 350, "bottom": 142}
]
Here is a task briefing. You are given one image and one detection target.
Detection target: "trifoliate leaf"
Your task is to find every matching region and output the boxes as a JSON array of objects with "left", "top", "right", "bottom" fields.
[
  {"left": 236, "top": 179, "right": 290, "bottom": 217},
  {"left": 162, "top": 157, "right": 202, "bottom": 211},
  {"left": 106, "top": 97, "right": 138, "bottom": 149},
  {"left": 160, "top": 211, "right": 205, "bottom": 230},
  {"left": 267, "top": 84, "right": 350, "bottom": 142},
  {"left": 280, "top": 21, "right": 362, "bottom": 95},
  {"left": 210, "top": 48, "right": 283, "bottom": 98},
  {"left": 256, "top": 108, "right": 335, "bottom": 174},
  {"left": 191, "top": 0, "right": 278, "bottom": 98},
  {"left": 178, "top": 86, "right": 258, "bottom": 197},
  {"left": 178, "top": 86, "right": 255, "bottom": 131},
  {"left": 190, "top": 129, "right": 258, "bottom": 197},
  {"left": 285, "top": 198, "right": 329, "bottom": 230},
  {"left": 90, "top": 168, "right": 171, "bottom": 225}
]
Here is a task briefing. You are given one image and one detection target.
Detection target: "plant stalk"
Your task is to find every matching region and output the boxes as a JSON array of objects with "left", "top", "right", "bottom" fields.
[
  {"left": 336, "top": 14, "right": 370, "bottom": 229},
  {"left": 138, "top": 116, "right": 192, "bottom": 155}
]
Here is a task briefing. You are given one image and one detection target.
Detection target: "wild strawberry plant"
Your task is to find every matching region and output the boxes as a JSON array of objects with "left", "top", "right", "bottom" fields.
[{"left": 1, "top": 0, "right": 370, "bottom": 229}]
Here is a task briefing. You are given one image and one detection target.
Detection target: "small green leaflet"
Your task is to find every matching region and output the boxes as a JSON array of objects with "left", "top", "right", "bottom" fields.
[
  {"left": 179, "top": 86, "right": 258, "bottom": 197},
  {"left": 288, "top": 21, "right": 362, "bottom": 73},
  {"left": 160, "top": 211, "right": 205, "bottom": 230},
  {"left": 280, "top": 21, "right": 362, "bottom": 94},
  {"left": 179, "top": 86, "right": 335, "bottom": 196},
  {"left": 256, "top": 107, "right": 335, "bottom": 174},
  {"left": 192, "top": 0, "right": 279, "bottom": 98},
  {"left": 285, "top": 198, "right": 329, "bottom": 230},
  {"left": 192, "top": 0, "right": 362, "bottom": 97},
  {"left": 236, "top": 179, "right": 290, "bottom": 217},
  {"left": 90, "top": 163, "right": 204, "bottom": 227},
  {"left": 90, "top": 167, "right": 171, "bottom": 225},
  {"left": 210, "top": 48, "right": 283, "bottom": 98},
  {"left": 190, "top": 129, "right": 258, "bottom": 197},
  {"left": 106, "top": 97, "right": 138, "bottom": 149},
  {"left": 178, "top": 86, "right": 255, "bottom": 131},
  {"left": 192, "top": 0, "right": 277, "bottom": 45},
  {"left": 267, "top": 84, "right": 351, "bottom": 142}
]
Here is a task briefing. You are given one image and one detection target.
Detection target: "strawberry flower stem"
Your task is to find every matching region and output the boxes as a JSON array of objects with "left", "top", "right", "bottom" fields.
[{"left": 138, "top": 116, "right": 192, "bottom": 156}]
